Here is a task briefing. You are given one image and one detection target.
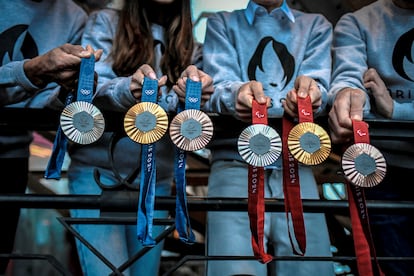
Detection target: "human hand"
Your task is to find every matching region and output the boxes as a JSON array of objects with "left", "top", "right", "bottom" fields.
[
  {"left": 24, "top": 43, "right": 102, "bottom": 90},
  {"left": 364, "top": 68, "right": 393, "bottom": 118},
  {"left": 130, "top": 64, "right": 167, "bottom": 101},
  {"left": 328, "top": 88, "right": 366, "bottom": 144},
  {"left": 282, "top": 75, "right": 321, "bottom": 118},
  {"left": 173, "top": 65, "right": 214, "bottom": 107},
  {"left": 235, "top": 80, "right": 270, "bottom": 122}
]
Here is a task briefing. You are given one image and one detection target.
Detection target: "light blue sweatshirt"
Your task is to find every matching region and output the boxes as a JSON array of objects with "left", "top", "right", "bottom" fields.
[
  {"left": 202, "top": 0, "right": 333, "bottom": 163},
  {"left": 329, "top": 0, "right": 414, "bottom": 168},
  {"left": 0, "top": 0, "right": 87, "bottom": 158}
]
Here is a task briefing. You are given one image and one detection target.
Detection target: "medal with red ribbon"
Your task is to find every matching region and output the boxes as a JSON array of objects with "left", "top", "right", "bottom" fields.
[
  {"left": 238, "top": 99, "right": 282, "bottom": 263},
  {"left": 287, "top": 95, "right": 331, "bottom": 165},
  {"left": 282, "top": 95, "right": 331, "bottom": 255},
  {"left": 342, "top": 119, "right": 386, "bottom": 276},
  {"left": 281, "top": 115, "right": 306, "bottom": 256}
]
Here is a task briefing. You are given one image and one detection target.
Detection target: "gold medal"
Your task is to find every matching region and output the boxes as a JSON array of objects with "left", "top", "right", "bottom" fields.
[
  {"left": 342, "top": 143, "right": 387, "bottom": 187},
  {"left": 124, "top": 102, "right": 168, "bottom": 144},
  {"left": 169, "top": 109, "right": 213, "bottom": 151},
  {"left": 238, "top": 124, "right": 282, "bottom": 167},
  {"left": 287, "top": 122, "right": 331, "bottom": 165},
  {"left": 60, "top": 101, "right": 105, "bottom": 145}
]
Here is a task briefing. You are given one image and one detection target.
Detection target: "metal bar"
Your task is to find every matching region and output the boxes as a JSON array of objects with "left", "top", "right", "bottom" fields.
[
  {"left": 1, "top": 108, "right": 413, "bottom": 139},
  {"left": 0, "top": 253, "right": 70, "bottom": 276},
  {"left": 1, "top": 194, "right": 414, "bottom": 214},
  {"left": 161, "top": 255, "right": 414, "bottom": 276}
]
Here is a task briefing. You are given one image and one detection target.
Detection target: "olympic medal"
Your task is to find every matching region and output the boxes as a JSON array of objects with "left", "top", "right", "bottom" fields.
[
  {"left": 342, "top": 143, "right": 387, "bottom": 187},
  {"left": 124, "top": 102, "right": 168, "bottom": 144},
  {"left": 238, "top": 124, "right": 282, "bottom": 167},
  {"left": 60, "top": 101, "right": 105, "bottom": 145},
  {"left": 169, "top": 109, "right": 213, "bottom": 151},
  {"left": 287, "top": 122, "right": 331, "bottom": 165}
]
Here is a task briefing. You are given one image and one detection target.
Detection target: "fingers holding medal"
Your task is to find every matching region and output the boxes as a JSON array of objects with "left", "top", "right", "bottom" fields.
[
  {"left": 238, "top": 99, "right": 282, "bottom": 167},
  {"left": 341, "top": 120, "right": 387, "bottom": 188},
  {"left": 170, "top": 78, "right": 214, "bottom": 151}
]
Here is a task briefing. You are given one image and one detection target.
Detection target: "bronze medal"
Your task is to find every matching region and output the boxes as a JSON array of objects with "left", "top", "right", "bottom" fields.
[
  {"left": 169, "top": 109, "right": 213, "bottom": 151},
  {"left": 238, "top": 124, "right": 282, "bottom": 167},
  {"left": 342, "top": 143, "right": 387, "bottom": 187},
  {"left": 287, "top": 122, "right": 331, "bottom": 165},
  {"left": 124, "top": 102, "right": 168, "bottom": 144},
  {"left": 60, "top": 101, "right": 105, "bottom": 145}
]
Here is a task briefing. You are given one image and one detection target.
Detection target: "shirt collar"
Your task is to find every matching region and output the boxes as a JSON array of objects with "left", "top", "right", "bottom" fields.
[{"left": 245, "top": 0, "right": 295, "bottom": 25}]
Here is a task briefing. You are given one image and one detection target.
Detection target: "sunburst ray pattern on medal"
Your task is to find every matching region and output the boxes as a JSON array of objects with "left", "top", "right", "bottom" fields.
[
  {"left": 238, "top": 124, "right": 282, "bottom": 167},
  {"left": 287, "top": 122, "right": 331, "bottom": 165},
  {"left": 124, "top": 102, "right": 168, "bottom": 144},
  {"left": 169, "top": 109, "right": 213, "bottom": 151},
  {"left": 342, "top": 143, "right": 387, "bottom": 187},
  {"left": 60, "top": 101, "right": 105, "bottom": 145}
]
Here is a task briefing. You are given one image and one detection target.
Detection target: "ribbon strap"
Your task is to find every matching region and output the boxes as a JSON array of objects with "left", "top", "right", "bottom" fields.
[
  {"left": 248, "top": 100, "right": 273, "bottom": 263},
  {"left": 282, "top": 117, "right": 306, "bottom": 255},
  {"left": 347, "top": 119, "right": 384, "bottom": 276},
  {"left": 137, "top": 77, "right": 159, "bottom": 247},
  {"left": 44, "top": 55, "right": 95, "bottom": 179},
  {"left": 173, "top": 79, "right": 200, "bottom": 244},
  {"left": 280, "top": 95, "right": 311, "bottom": 255}
]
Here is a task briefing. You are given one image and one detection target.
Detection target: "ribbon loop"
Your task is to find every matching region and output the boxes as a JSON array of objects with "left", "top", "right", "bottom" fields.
[
  {"left": 45, "top": 56, "right": 99, "bottom": 179},
  {"left": 246, "top": 99, "right": 274, "bottom": 263},
  {"left": 342, "top": 118, "right": 384, "bottom": 276},
  {"left": 171, "top": 78, "right": 207, "bottom": 244},
  {"left": 135, "top": 77, "right": 163, "bottom": 247}
]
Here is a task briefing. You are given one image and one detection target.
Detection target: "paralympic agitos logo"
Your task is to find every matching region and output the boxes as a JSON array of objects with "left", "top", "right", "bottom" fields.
[{"left": 393, "top": 28, "right": 414, "bottom": 82}]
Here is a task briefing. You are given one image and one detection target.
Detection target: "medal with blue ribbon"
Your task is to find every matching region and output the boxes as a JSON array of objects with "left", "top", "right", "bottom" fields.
[
  {"left": 124, "top": 77, "right": 168, "bottom": 246},
  {"left": 169, "top": 79, "right": 213, "bottom": 244},
  {"left": 45, "top": 55, "right": 104, "bottom": 180}
]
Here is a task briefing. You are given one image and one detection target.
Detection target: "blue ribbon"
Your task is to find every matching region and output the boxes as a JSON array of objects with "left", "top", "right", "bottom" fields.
[
  {"left": 137, "top": 77, "right": 159, "bottom": 246},
  {"left": 44, "top": 55, "right": 95, "bottom": 179},
  {"left": 173, "top": 79, "right": 201, "bottom": 244}
]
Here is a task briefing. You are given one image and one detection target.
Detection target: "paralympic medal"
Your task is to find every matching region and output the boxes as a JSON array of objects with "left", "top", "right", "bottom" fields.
[
  {"left": 169, "top": 109, "right": 213, "bottom": 151},
  {"left": 287, "top": 122, "right": 331, "bottom": 165},
  {"left": 60, "top": 101, "right": 105, "bottom": 145},
  {"left": 342, "top": 143, "right": 387, "bottom": 187},
  {"left": 238, "top": 124, "right": 282, "bottom": 167},
  {"left": 124, "top": 102, "right": 168, "bottom": 144}
]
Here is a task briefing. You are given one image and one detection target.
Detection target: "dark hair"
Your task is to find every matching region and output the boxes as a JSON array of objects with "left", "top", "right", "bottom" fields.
[
  {"left": 110, "top": 0, "right": 194, "bottom": 88},
  {"left": 248, "top": 36, "right": 294, "bottom": 90}
]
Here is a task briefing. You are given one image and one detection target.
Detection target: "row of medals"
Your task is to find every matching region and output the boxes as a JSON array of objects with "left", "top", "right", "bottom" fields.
[{"left": 60, "top": 101, "right": 386, "bottom": 188}]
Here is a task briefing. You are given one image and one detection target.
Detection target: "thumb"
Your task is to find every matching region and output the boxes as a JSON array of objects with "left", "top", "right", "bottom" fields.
[{"left": 350, "top": 90, "right": 365, "bottom": 121}]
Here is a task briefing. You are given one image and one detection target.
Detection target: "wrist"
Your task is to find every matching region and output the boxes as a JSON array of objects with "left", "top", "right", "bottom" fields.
[{"left": 23, "top": 58, "right": 48, "bottom": 88}]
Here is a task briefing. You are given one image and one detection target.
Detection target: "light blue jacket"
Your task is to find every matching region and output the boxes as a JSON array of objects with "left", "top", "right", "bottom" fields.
[
  {"left": 202, "top": 0, "right": 333, "bottom": 163},
  {"left": 330, "top": 0, "right": 414, "bottom": 168},
  {"left": 68, "top": 9, "right": 202, "bottom": 182},
  {"left": 0, "top": 0, "right": 87, "bottom": 157}
]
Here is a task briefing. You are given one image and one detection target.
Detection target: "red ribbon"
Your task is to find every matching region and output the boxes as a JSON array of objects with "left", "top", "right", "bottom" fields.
[
  {"left": 280, "top": 95, "right": 313, "bottom": 256},
  {"left": 247, "top": 100, "right": 273, "bottom": 263},
  {"left": 346, "top": 119, "right": 384, "bottom": 276}
]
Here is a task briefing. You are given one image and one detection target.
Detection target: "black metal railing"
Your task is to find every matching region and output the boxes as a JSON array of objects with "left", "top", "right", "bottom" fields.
[{"left": 1, "top": 107, "right": 413, "bottom": 275}]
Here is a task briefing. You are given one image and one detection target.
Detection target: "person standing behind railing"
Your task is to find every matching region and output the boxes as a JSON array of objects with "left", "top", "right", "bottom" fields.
[
  {"left": 66, "top": 0, "right": 214, "bottom": 275},
  {"left": 328, "top": 0, "right": 414, "bottom": 275},
  {"left": 202, "top": 0, "right": 335, "bottom": 275},
  {"left": 0, "top": 0, "right": 102, "bottom": 273}
]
